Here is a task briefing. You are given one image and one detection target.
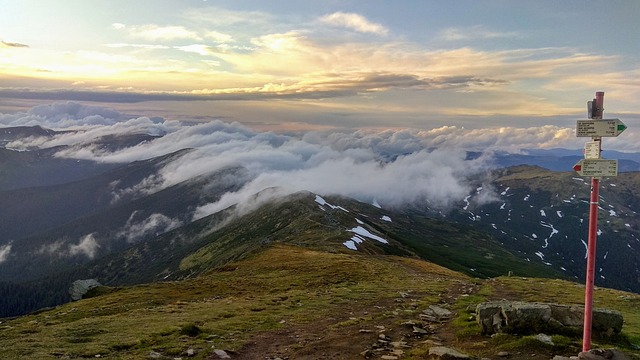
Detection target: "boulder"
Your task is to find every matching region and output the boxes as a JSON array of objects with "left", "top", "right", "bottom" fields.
[
  {"left": 578, "top": 349, "right": 630, "bottom": 360},
  {"left": 69, "top": 279, "right": 101, "bottom": 301},
  {"left": 476, "top": 301, "right": 623, "bottom": 336}
]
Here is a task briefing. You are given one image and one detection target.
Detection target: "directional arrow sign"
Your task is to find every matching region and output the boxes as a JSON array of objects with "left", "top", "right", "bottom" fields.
[
  {"left": 573, "top": 159, "right": 618, "bottom": 177},
  {"left": 577, "top": 119, "right": 627, "bottom": 137}
]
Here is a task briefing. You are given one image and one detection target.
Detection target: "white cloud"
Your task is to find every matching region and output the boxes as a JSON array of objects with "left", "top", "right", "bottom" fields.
[
  {"left": 0, "top": 243, "right": 11, "bottom": 263},
  {"left": 68, "top": 234, "right": 100, "bottom": 259},
  {"left": 117, "top": 24, "right": 201, "bottom": 41},
  {"left": 4, "top": 102, "right": 639, "bottom": 227},
  {"left": 104, "top": 43, "right": 170, "bottom": 50},
  {"left": 174, "top": 44, "right": 212, "bottom": 56},
  {"left": 117, "top": 212, "right": 183, "bottom": 243},
  {"left": 319, "top": 12, "right": 388, "bottom": 35},
  {"left": 36, "top": 240, "right": 65, "bottom": 256}
]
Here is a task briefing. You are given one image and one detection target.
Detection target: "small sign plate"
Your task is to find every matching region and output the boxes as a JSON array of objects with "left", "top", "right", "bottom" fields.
[
  {"left": 583, "top": 141, "right": 601, "bottom": 159},
  {"left": 577, "top": 119, "right": 627, "bottom": 137},
  {"left": 573, "top": 159, "right": 618, "bottom": 177}
]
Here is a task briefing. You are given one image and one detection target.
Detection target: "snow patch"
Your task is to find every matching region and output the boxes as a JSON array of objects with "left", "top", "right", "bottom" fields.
[
  {"left": 540, "top": 209, "right": 546, "bottom": 217},
  {"left": 535, "top": 251, "right": 545, "bottom": 260},
  {"left": 462, "top": 195, "right": 471, "bottom": 211},
  {"left": 315, "top": 194, "right": 349, "bottom": 212},
  {"left": 349, "top": 226, "right": 388, "bottom": 244},
  {"left": 556, "top": 211, "right": 563, "bottom": 218},
  {"left": 0, "top": 243, "right": 11, "bottom": 264},
  {"left": 540, "top": 221, "right": 559, "bottom": 248},
  {"left": 343, "top": 240, "right": 358, "bottom": 250},
  {"left": 501, "top": 187, "right": 510, "bottom": 196},
  {"left": 381, "top": 215, "right": 392, "bottom": 222},
  {"left": 581, "top": 240, "right": 588, "bottom": 259}
]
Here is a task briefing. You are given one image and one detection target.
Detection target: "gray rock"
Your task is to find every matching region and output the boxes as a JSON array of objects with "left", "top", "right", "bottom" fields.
[
  {"left": 412, "top": 326, "right": 429, "bottom": 335},
  {"left": 69, "top": 279, "right": 101, "bottom": 301},
  {"left": 552, "top": 356, "right": 572, "bottom": 360},
  {"left": 500, "top": 302, "right": 551, "bottom": 333},
  {"left": 476, "top": 301, "right": 623, "bottom": 336},
  {"left": 212, "top": 349, "right": 230, "bottom": 359},
  {"left": 427, "top": 305, "right": 453, "bottom": 319},
  {"left": 579, "top": 349, "right": 630, "bottom": 360},
  {"left": 428, "top": 346, "right": 470, "bottom": 360},
  {"left": 592, "top": 310, "right": 625, "bottom": 335},
  {"left": 533, "top": 333, "right": 554, "bottom": 345}
]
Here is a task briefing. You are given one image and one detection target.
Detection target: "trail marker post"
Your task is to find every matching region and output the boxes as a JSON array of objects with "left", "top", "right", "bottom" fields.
[{"left": 573, "top": 92, "right": 626, "bottom": 352}]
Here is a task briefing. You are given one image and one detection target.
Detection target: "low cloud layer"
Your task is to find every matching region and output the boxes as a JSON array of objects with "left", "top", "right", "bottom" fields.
[
  {"left": 117, "top": 212, "right": 183, "bottom": 243},
  {"left": 37, "top": 234, "right": 100, "bottom": 260},
  {"left": 2, "top": 102, "right": 638, "bottom": 222},
  {"left": 68, "top": 234, "right": 100, "bottom": 259}
]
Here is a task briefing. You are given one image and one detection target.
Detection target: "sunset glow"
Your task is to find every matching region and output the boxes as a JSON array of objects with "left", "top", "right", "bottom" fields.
[{"left": 1, "top": 1, "right": 639, "bottom": 142}]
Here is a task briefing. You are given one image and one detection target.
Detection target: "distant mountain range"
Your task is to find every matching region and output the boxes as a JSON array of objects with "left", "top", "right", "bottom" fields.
[
  {"left": 0, "top": 125, "right": 638, "bottom": 318},
  {"left": 482, "top": 148, "right": 640, "bottom": 172}
]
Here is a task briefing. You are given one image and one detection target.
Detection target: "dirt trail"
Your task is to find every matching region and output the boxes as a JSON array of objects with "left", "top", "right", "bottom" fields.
[{"left": 228, "top": 280, "right": 478, "bottom": 360}]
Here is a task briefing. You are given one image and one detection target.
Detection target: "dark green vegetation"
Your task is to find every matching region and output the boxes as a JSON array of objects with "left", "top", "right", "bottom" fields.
[
  {"left": 0, "top": 186, "right": 562, "bottom": 318},
  {"left": 449, "top": 165, "right": 640, "bottom": 293}
]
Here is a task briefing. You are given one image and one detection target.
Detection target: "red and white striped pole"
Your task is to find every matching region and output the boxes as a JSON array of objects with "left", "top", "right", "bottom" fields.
[{"left": 582, "top": 91, "right": 604, "bottom": 352}]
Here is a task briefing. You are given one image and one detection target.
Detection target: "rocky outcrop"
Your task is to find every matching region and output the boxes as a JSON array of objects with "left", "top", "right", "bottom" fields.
[
  {"left": 69, "top": 279, "right": 101, "bottom": 301},
  {"left": 553, "top": 349, "right": 632, "bottom": 360},
  {"left": 476, "top": 301, "right": 623, "bottom": 336}
]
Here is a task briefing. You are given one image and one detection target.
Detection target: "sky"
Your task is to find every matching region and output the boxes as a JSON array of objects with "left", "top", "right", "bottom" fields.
[
  {"left": 1, "top": 0, "right": 639, "bottom": 150},
  {"left": 1, "top": 1, "right": 640, "bottom": 259}
]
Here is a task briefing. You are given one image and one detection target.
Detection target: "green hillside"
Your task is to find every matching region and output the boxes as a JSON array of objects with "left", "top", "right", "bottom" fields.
[{"left": 0, "top": 245, "right": 638, "bottom": 359}]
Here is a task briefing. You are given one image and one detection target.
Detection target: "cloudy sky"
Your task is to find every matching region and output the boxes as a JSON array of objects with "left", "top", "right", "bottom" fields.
[{"left": 1, "top": 1, "right": 639, "bottom": 139}]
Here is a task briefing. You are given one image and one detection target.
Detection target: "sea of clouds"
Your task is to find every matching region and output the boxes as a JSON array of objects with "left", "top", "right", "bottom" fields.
[{"left": 1, "top": 102, "right": 635, "bottom": 224}]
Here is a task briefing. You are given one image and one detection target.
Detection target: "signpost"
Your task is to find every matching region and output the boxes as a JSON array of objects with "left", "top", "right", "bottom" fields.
[
  {"left": 572, "top": 159, "right": 618, "bottom": 177},
  {"left": 576, "top": 118, "right": 627, "bottom": 137},
  {"left": 573, "top": 92, "right": 626, "bottom": 352}
]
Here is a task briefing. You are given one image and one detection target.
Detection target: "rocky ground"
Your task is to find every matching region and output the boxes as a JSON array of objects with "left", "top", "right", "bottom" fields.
[{"left": 212, "top": 279, "right": 635, "bottom": 360}]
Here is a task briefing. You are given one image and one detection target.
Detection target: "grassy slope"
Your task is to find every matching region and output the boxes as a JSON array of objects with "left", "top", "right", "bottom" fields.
[
  {"left": 0, "top": 245, "right": 467, "bottom": 359},
  {"left": 1, "top": 245, "right": 639, "bottom": 359}
]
